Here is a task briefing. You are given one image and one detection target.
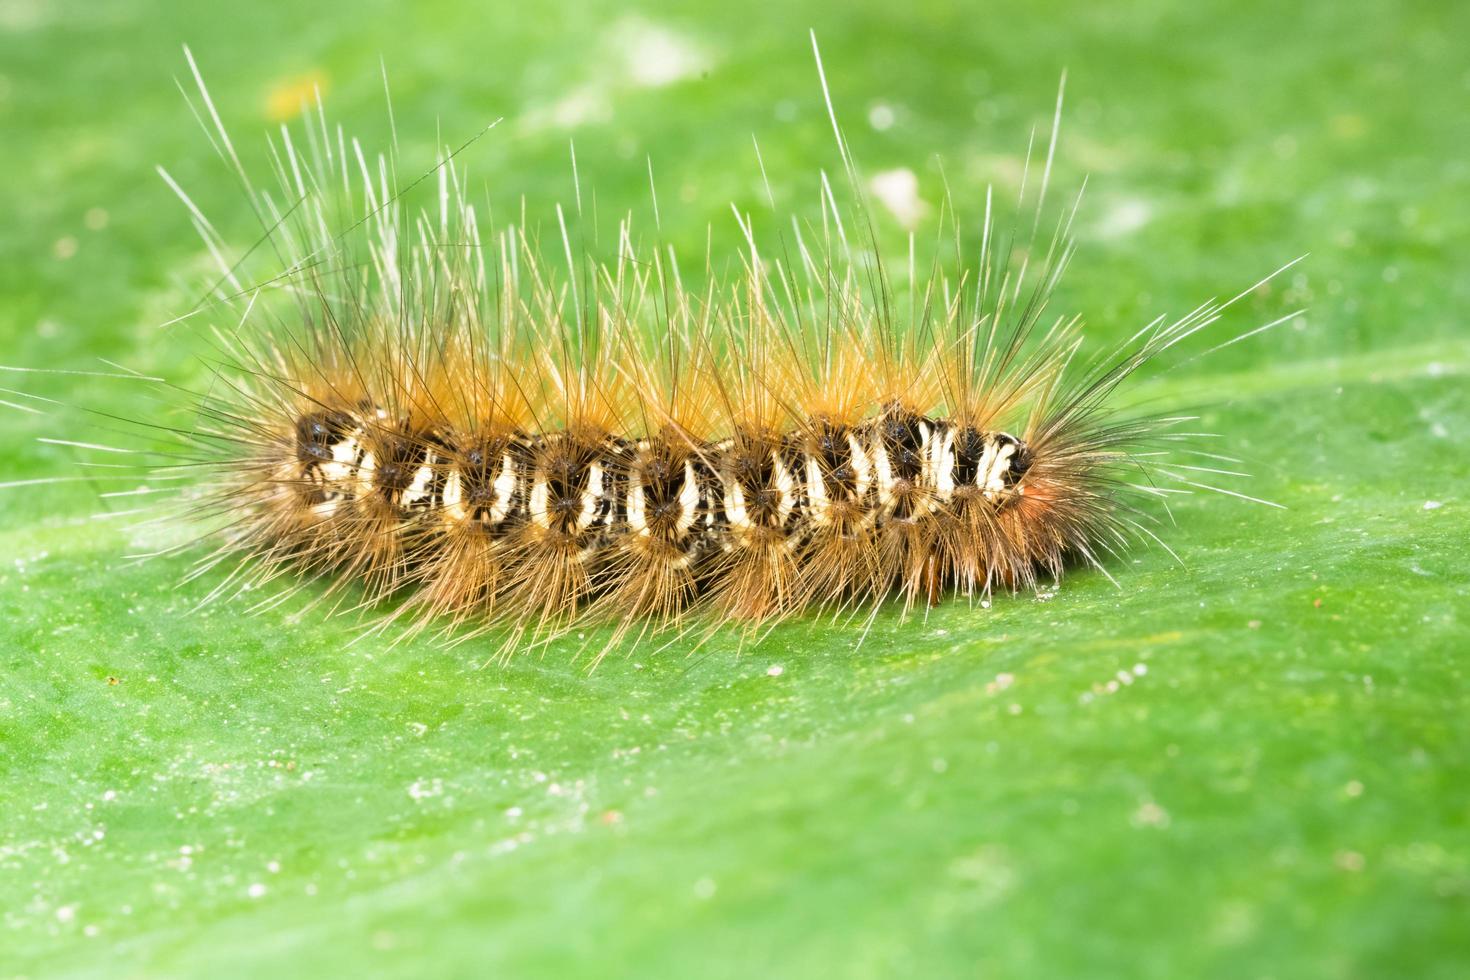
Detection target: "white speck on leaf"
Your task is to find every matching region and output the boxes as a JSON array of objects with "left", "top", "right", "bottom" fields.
[
  {"left": 1095, "top": 197, "right": 1152, "bottom": 239},
  {"left": 407, "top": 778, "right": 443, "bottom": 801},
  {"left": 868, "top": 168, "right": 928, "bottom": 230},
  {"left": 617, "top": 19, "right": 709, "bottom": 88},
  {"left": 1132, "top": 801, "right": 1170, "bottom": 829}
]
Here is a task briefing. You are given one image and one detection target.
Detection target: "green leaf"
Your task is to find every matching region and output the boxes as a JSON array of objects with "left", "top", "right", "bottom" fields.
[{"left": 3, "top": 2, "right": 1467, "bottom": 977}]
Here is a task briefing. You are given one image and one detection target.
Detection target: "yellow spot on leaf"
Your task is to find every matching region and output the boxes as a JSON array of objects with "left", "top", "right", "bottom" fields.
[
  {"left": 266, "top": 71, "right": 328, "bottom": 123},
  {"left": 1331, "top": 113, "right": 1367, "bottom": 140}
]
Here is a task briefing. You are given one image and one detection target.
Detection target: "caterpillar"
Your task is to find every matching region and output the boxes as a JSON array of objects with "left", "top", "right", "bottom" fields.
[{"left": 31, "top": 43, "right": 1300, "bottom": 662}]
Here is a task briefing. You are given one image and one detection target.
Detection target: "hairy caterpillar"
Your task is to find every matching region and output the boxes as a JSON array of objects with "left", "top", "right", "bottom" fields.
[{"left": 26, "top": 42, "right": 1299, "bottom": 662}]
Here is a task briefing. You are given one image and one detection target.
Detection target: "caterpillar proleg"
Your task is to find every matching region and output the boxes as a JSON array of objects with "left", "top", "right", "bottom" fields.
[{"left": 23, "top": 41, "right": 1301, "bottom": 662}]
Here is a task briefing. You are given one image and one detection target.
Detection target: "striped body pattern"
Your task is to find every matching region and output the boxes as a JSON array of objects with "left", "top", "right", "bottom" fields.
[{"left": 287, "top": 404, "right": 1030, "bottom": 594}]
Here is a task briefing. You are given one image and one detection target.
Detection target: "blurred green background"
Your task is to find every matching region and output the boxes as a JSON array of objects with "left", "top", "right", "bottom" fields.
[{"left": 2, "top": 0, "right": 1467, "bottom": 977}]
